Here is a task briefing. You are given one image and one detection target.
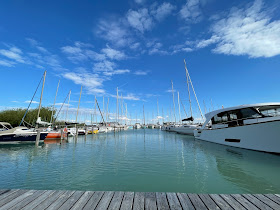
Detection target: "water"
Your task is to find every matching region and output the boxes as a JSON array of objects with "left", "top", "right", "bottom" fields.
[{"left": 0, "top": 129, "right": 279, "bottom": 194}]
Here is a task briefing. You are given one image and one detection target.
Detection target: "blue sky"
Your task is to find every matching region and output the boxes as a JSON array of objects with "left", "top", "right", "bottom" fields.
[{"left": 0, "top": 0, "right": 280, "bottom": 124}]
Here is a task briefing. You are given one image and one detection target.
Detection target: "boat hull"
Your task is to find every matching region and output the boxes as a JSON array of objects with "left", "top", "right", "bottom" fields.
[
  {"left": 0, "top": 132, "right": 48, "bottom": 144},
  {"left": 194, "top": 120, "right": 280, "bottom": 153},
  {"left": 171, "top": 125, "right": 198, "bottom": 136}
]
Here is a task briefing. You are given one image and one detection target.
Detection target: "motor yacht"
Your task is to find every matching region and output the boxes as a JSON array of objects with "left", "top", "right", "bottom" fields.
[{"left": 194, "top": 103, "right": 280, "bottom": 153}]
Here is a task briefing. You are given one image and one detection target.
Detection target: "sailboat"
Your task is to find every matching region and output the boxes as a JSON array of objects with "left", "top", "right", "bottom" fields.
[{"left": 168, "top": 59, "right": 204, "bottom": 136}]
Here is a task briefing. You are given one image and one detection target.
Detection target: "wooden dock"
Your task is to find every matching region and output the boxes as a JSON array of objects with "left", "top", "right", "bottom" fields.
[{"left": 0, "top": 189, "right": 280, "bottom": 209}]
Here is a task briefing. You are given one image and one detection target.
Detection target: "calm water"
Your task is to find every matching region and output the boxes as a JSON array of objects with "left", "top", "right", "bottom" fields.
[{"left": 0, "top": 129, "right": 279, "bottom": 194}]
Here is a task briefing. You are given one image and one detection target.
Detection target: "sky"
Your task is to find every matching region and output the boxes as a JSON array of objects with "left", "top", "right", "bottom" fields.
[{"left": 0, "top": 0, "right": 280, "bottom": 124}]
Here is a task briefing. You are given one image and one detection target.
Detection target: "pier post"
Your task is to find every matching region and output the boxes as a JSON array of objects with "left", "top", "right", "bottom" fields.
[{"left": 35, "top": 129, "right": 40, "bottom": 146}]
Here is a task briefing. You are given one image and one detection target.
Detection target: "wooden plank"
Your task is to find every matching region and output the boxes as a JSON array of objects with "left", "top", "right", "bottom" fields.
[
  {"left": 46, "top": 191, "right": 75, "bottom": 210},
  {"left": 198, "top": 194, "right": 220, "bottom": 210},
  {"left": 30, "top": 190, "right": 62, "bottom": 210},
  {"left": 108, "top": 191, "right": 124, "bottom": 210},
  {"left": 0, "top": 190, "right": 36, "bottom": 210},
  {"left": 252, "top": 194, "right": 280, "bottom": 210},
  {"left": 242, "top": 194, "right": 272, "bottom": 210},
  {"left": 8, "top": 190, "right": 47, "bottom": 210},
  {"left": 156, "top": 192, "right": 169, "bottom": 210},
  {"left": 167, "top": 193, "right": 182, "bottom": 210},
  {"left": 95, "top": 191, "right": 114, "bottom": 210},
  {"left": 231, "top": 194, "right": 258, "bottom": 210},
  {"left": 0, "top": 189, "right": 27, "bottom": 207},
  {"left": 133, "top": 192, "right": 145, "bottom": 210},
  {"left": 176, "top": 193, "right": 195, "bottom": 210},
  {"left": 209, "top": 194, "right": 233, "bottom": 210},
  {"left": 264, "top": 194, "right": 280, "bottom": 205},
  {"left": 145, "top": 192, "right": 157, "bottom": 210},
  {"left": 219, "top": 194, "right": 246, "bottom": 210},
  {"left": 70, "top": 191, "right": 95, "bottom": 210},
  {"left": 0, "top": 190, "right": 9, "bottom": 196},
  {"left": 120, "top": 192, "right": 134, "bottom": 210},
  {"left": 188, "top": 194, "right": 207, "bottom": 210},
  {"left": 83, "top": 191, "right": 104, "bottom": 210},
  {"left": 0, "top": 190, "right": 18, "bottom": 201},
  {"left": 275, "top": 194, "right": 280, "bottom": 198},
  {"left": 58, "top": 191, "right": 84, "bottom": 209}
]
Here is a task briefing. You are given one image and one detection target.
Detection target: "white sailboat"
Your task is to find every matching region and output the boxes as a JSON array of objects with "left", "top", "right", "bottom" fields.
[{"left": 194, "top": 103, "right": 280, "bottom": 153}]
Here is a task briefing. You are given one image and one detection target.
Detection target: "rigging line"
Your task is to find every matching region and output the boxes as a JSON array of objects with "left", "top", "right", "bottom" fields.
[
  {"left": 96, "top": 98, "right": 106, "bottom": 124},
  {"left": 53, "top": 90, "right": 71, "bottom": 124},
  {"left": 19, "top": 73, "right": 44, "bottom": 126},
  {"left": 180, "top": 97, "right": 188, "bottom": 118}
]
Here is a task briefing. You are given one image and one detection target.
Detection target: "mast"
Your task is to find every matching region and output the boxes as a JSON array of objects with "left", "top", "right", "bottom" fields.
[
  {"left": 36, "top": 70, "right": 46, "bottom": 128},
  {"left": 116, "top": 87, "right": 119, "bottom": 124},
  {"left": 106, "top": 97, "right": 109, "bottom": 123},
  {"left": 125, "top": 103, "right": 128, "bottom": 125},
  {"left": 103, "top": 96, "right": 105, "bottom": 122},
  {"left": 157, "top": 98, "right": 159, "bottom": 124},
  {"left": 65, "top": 90, "right": 71, "bottom": 122},
  {"left": 184, "top": 59, "right": 193, "bottom": 118},
  {"left": 184, "top": 59, "right": 204, "bottom": 120},
  {"left": 143, "top": 104, "right": 145, "bottom": 125},
  {"left": 76, "top": 86, "right": 82, "bottom": 123},
  {"left": 171, "top": 80, "right": 176, "bottom": 123},
  {"left": 94, "top": 95, "right": 97, "bottom": 124},
  {"left": 177, "top": 92, "right": 182, "bottom": 124},
  {"left": 162, "top": 108, "right": 164, "bottom": 124},
  {"left": 121, "top": 94, "right": 123, "bottom": 125},
  {"left": 51, "top": 80, "right": 60, "bottom": 124}
]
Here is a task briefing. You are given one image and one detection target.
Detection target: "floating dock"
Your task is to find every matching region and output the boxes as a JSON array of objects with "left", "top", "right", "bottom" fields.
[{"left": 0, "top": 189, "right": 279, "bottom": 209}]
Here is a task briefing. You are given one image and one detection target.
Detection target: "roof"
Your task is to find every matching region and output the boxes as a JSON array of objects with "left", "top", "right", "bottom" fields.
[{"left": 204, "top": 102, "right": 280, "bottom": 121}]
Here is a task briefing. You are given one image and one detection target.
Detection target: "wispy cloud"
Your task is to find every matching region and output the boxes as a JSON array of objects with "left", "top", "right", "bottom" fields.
[
  {"left": 198, "top": 0, "right": 280, "bottom": 58},
  {"left": 26, "top": 38, "right": 49, "bottom": 53},
  {"left": 127, "top": 8, "right": 154, "bottom": 33},
  {"left": 0, "top": 59, "right": 15, "bottom": 67},
  {"left": 24, "top": 100, "right": 39, "bottom": 104},
  {"left": 101, "top": 46, "right": 126, "bottom": 60},
  {"left": 151, "top": 2, "right": 176, "bottom": 21},
  {"left": 134, "top": 70, "right": 148, "bottom": 75},
  {"left": 0, "top": 47, "right": 25, "bottom": 63},
  {"left": 179, "top": 0, "right": 203, "bottom": 23}
]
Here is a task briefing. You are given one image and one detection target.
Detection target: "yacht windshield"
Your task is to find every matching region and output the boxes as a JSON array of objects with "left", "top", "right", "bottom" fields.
[{"left": 258, "top": 105, "right": 280, "bottom": 117}]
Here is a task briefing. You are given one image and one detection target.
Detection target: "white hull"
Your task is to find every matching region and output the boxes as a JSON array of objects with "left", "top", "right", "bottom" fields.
[
  {"left": 194, "top": 120, "right": 280, "bottom": 153},
  {"left": 171, "top": 125, "right": 199, "bottom": 136}
]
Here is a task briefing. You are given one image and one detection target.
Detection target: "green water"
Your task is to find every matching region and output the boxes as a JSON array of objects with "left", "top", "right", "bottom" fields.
[{"left": 0, "top": 129, "right": 279, "bottom": 194}]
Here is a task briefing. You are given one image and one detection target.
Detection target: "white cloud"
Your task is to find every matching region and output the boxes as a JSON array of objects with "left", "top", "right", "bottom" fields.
[
  {"left": 179, "top": 0, "right": 203, "bottom": 22},
  {"left": 24, "top": 100, "right": 39, "bottom": 104},
  {"left": 0, "top": 59, "right": 15, "bottom": 67},
  {"left": 93, "top": 60, "right": 116, "bottom": 72},
  {"left": 103, "top": 69, "right": 130, "bottom": 76},
  {"left": 196, "top": 35, "right": 220, "bottom": 48},
  {"left": 135, "top": 0, "right": 145, "bottom": 4},
  {"left": 201, "top": 0, "right": 280, "bottom": 58},
  {"left": 151, "top": 2, "right": 176, "bottom": 21},
  {"left": 0, "top": 47, "right": 25, "bottom": 63},
  {"left": 63, "top": 72, "right": 105, "bottom": 95},
  {"left": 134, "top": 70, "right": 148, "bottom": 75},
  {"left": 101, "top": 46, "right": 126, "bottom": 60},
  {"left": 148, "top": 42, "right": 168, "bottom": 55},
  {"left": 97, "top": 19, "right": 131, "bottom": 47},
  {"left": 127, "top": 8, "right": 153, "bottom": 33},
  {"left": 130, "top": 42, "right": 141, "bottom": 50},
  {"left": 26, "top": 38, "right": 49, "bottom": 53}
]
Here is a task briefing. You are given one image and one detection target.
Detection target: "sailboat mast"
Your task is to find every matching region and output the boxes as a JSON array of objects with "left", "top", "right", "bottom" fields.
[
  {"left": 125, "top": 103, "right": 127, "bottom": 125},
  {"left": 106, "top": 97, "right": 109, "bottom": 122},
  {"left": 121, "top": 94, "right": 123, "bottom": 125},
  {"left": 157, "top": 98, "right": 159, "bottom": 124},
  {"left": 76, "top": 86, "right": 82, "bottom": 123},
  {"left": 36, "top": 70, "right": 47, "bottom": 127},
  {"left": 94, "top": 95, "right": 97, "bottom": 124},
  {"left": 51, "top": 80, "right": 60, "bottom": 124},
  {"left": 143, "top": 104, "right": 145, "bottom": 125},
  {"left": 184, "top": 59, "right": 193, "bottom": 118},
  {"left": 171, "top": 80, "right": 176, "bottom": 123},
  {"left": 116, "top": 87, "right": 119, "bottom": 124},
  {"left": 65, "top": 90, "right": 71, "bottom": 122},
  {"left": 177, "top": 92, "right": 182, "bottom": 124}
]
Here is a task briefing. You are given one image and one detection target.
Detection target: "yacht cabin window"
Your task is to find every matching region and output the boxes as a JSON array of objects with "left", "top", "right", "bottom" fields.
[{"left": 258, "top": 105, "right": 280, "bottom": 117}]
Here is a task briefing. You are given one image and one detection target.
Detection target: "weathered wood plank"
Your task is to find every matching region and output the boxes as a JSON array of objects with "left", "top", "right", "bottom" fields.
[
  {"left": 219, "top": 194, "right": 246, "bottom": 210},
  {"left": 46, "top": 191, "right": 75, "bottom": 210},
  {"left": 0, "top": 189, "right": 27, "bottom": 207},
  {"left": 156, "top": 192, "right": 169, "bottom": 210},
  {"left": 108, "top": 191, "right": 124, "bottom": 210},
  {"left": 58, "top": 191, "right": 84, "bottom": 210},
  {"left": 83, "top": 191, "right": 104, "bottom": 210},
  {"left": 0, "top": 190, "right": 36, "bottom": 210},
  {"left": 31, "top": 190, "right": 63, "bottom": 210},
  {"left": 242, "top": 194, "right": 272, "bottom": 210},
  {"left": 231, "top": 194, "right": 258, "bottom": 210},
  {"left": 120, "top": 192, "right": 134, "bottom": 210},
  {"left": 167, "top": 193, "right": 182, "bottom": 210},
  {"left": 8, "top": 190, "right": 46, "bottom": 210},
  {"left": 264, "top": 194, "right": 280, "bottom": 205},
  {"left": 188, "top": 194, "right": 207, "bottom": 210},
  {"left": 275, "top": 194, "right": 280, "bottom": 198},
  {"left": 0, "top": 190, "right": 18, "bottom": 202},
  {"left": 95, "top": 191, "right": 114, "bottom": 210},
  {"left": 198, "top": 194, "right": 220, "bottom": 210},
  {"left": 70, "top": 191, "right": 95, "bottom": 210},
  {"left": 252, "top": 194, "right": 280, "bottom": 210},
  {"left": 133, "top": 192, "right": 145, "bottom": 210},
  {"left": 145, "top": 192, "right": 157, "bottom": 210},
  {"left": 209, "top": 194, "right": 233, "bottom": 210},
  {"left": 177, "top": 193, "right": 195, "bottom": 210},
  {"left": 0, "top": 190, "right": 9, "bottom": 196}
]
